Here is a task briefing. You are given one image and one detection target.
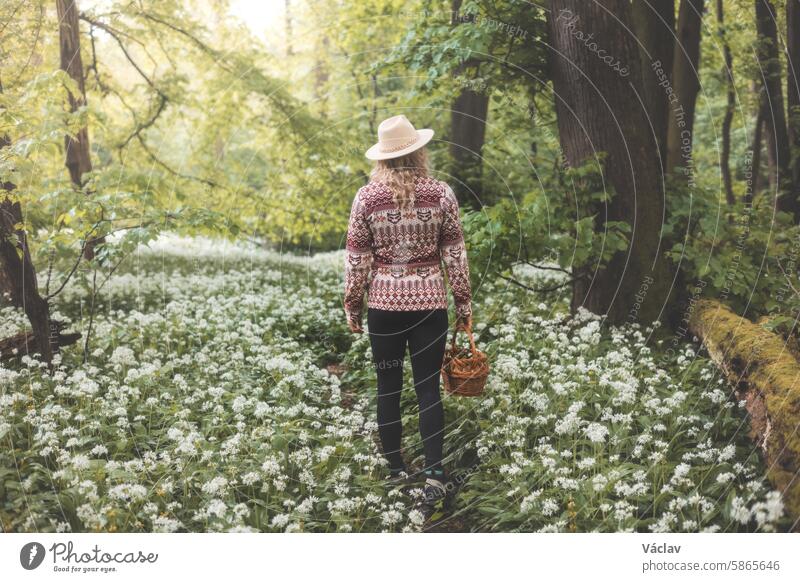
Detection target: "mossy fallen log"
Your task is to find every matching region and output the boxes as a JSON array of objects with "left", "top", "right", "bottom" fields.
[
  {"left": 757, "top": 315, "right": 800, "bottom": 361},
  {"left": 689, "top": 299, "right": 800, "bottom": 525}
]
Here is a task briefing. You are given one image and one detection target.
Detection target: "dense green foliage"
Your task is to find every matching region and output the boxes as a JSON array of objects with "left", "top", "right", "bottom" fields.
[{"left": 2, "top": 0, "right": 799, "bottom": 317}]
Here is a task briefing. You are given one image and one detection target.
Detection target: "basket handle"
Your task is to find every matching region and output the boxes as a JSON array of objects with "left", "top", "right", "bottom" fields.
[{"left": 450, "top": 322, "right": 478, "bottom": 355}]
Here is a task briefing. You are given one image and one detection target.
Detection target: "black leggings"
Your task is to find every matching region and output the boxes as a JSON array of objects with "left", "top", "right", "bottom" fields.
[{"left": 367, "top": 308, "right": 448, "bottom": 472}]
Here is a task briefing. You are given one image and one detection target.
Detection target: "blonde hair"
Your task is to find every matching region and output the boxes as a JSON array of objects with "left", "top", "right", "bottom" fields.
[{"left": 369, "top": 147, "right": 429, "bottom": 208}]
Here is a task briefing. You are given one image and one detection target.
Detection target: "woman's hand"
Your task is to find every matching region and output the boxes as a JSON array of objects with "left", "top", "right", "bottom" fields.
[
  {"left": 456, "top": 314, "right": 472, "bottom": 331},
  {"left": 348, "top": 316, "right": 363, "bottom": 334}
]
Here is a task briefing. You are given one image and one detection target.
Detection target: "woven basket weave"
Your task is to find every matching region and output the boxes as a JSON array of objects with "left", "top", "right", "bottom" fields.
[{"left": 441, "top": 324, "right": 489, "bottom": 397}]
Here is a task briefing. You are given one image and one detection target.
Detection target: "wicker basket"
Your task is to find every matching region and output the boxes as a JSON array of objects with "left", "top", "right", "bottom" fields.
[{"left": 441, "top": 324, "right": 489, "bottom": 397}]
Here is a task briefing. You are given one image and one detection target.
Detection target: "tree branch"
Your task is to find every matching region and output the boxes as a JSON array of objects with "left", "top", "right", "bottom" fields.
[
  {"left": 79, "top": 14, "right": 165, "bottom": 97},
  {"left": 498, "top": 273, "right": 576, "bottom": 293},
  {"left": 45, "top": 228, "right": 96, "bottom": 300},
  {"left": 135, "top": 134, "right": 220, "bottom": 188},
  {"left": 119, "top": 93, "right": 168, "bottom": 148}
]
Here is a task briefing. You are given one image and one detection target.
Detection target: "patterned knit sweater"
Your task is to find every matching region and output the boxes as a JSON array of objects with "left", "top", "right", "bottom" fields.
[{"left": 344, "top": 177, "right": 472, "bottom": 325}]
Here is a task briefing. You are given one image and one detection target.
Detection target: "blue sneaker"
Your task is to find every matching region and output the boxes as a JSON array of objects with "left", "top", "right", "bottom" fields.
[{"left": 417, "top": 468, "right": 452, "bottom": 520}]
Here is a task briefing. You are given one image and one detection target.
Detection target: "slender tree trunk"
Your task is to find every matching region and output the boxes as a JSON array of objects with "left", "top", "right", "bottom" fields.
[
  {"left": 449, "top": 0, "right": 490, "bottom": 209},
  {"left": 56, "top": 0, "right": 91, "bottom": 186},
  {"left": 56, "top": 0, "right": 100, "bottom": 259},
  {"left": 748, "top": 102, "right": 766, "bottom": 205},
  {"left": 755, "top": 0, "right": 797, "bottom": 217},
  {"left": 547, "top": 0, "right": 674, "bottom": 324},
  {"left": 631, "top": 0, "right": 675, "bottom": 168},
  {"left": 285, "top": 0, "right": 293, "bottom": 57},
  {"left": 666, "top": 0, "right": 705, "bottom": 175},
  {"left": 718, "top": 0, "right": 736, "bottom": 206},
  {"left": 314, "top": 35, "right": 330, "bottom": 117},
  {"left": 788, "top": 0, "right": 800, "bottom": 201}
]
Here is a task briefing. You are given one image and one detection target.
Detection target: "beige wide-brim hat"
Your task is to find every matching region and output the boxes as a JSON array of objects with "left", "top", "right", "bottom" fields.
[{"left": 365, "top": 114, "right": 434, "bottom": 160}]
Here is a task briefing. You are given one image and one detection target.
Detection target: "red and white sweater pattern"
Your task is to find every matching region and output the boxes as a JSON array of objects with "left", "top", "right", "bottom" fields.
[{"left": 344, "top": 177, "right": 472, "bottom": 324}]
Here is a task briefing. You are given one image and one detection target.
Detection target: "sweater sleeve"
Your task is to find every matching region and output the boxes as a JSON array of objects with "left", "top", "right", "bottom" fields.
[
  {"left": 343, "top": 190, "right": 374, "bottom": 325},
  {"left": 439, "top": 184, "right": 472, "bottom": 318}
]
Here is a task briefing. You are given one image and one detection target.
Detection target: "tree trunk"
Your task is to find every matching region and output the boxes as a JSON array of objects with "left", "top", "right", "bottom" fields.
[
  {"left": 0, "top": 185, "right": 54, "bottom": 365},
  {"left": 666, "top": 0, "right": 705, "bottom": 175},
  {"left": 689, "top": 299, "right": 800, "bottom": 526},
  {"left": 56, "top": 0, "right": 92, "bottom": 186},
  {"left": 449, "top": 0, "right": 490, "bottom": 209},
  {"left": 284, "top": 0, "right": 293, "bottom": 57},
  {"left": 0, "top": 263, "right": 16, "bottom": 307},
  {"left": 0, "top": 73, "right": 54, "bottom": 363},
  {"left": 631, "top": 0, "right": 675, "bottom": 167},
  {"left": 755, "top": 0, "right": 797, "bottom": 217},
  {"left": 314, "top": 35, "right": 330, "bottom": 118},
  {"left": 450, "top": 80, "right": 490, "bottom": 208},
  {"left": 718, "top": 0, "right": 736, "bottom": 206},
  {"left": 1, "top": 321, "right": 80, "bottom": 361},
  {"left": 547, "top": 0, "right": 674, "bottom": 324},
  {"left": 748, "top": 102, "right": 766, "bottom": 204},
  {"left": 788, "top": 0, "right": 800, "bottom": 202},
  {"left": 56, "top": 0, "right": 100, "bottom": 259}
]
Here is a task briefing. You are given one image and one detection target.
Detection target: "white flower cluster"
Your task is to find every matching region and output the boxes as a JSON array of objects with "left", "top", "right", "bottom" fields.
[
  {"left": 449, "top": 283, "right": 785, "bottom": 532},
  {"left": 0, "top": 236, "right": 787, "bottom": 533}
]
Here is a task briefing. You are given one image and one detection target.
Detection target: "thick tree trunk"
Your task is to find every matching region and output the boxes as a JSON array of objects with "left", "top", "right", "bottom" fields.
[
  {"left": 0, "top": 264, "right": 16, "bottom": 307},
  {"left": 666, "top": 0, "right": 705, "bottom": 175},
  {"left": 689, "top": 299, "right": 800, "bottom": 526},
  {"left": 718, "top": 0, "right": 736, "bottom": 206},
  {"left": 755, "top": 0, "right": 797, "bottom": 217},
  {"left": 788, "top": 0, "right": 800, "bottom": 202},
  {"left": 0, "top": 73, "right": 53, "bottom": 362},
  {"left": 547, "top": 0, "right": 674, "bottom": 324},
  {"left": 0, "top": 187, "right": 54, "bottom": 364},
  {"left": 56, "top": 0, "right": 101, "bottom": 259},
  {"left": 449, "top": 81, "right": 490, "bottom": 208},
  {"left": 631, "top": 0, "right": 675, "bottom": 167},
  {"left": 449, "top": 0, "right": 490, "bottom": 209}
]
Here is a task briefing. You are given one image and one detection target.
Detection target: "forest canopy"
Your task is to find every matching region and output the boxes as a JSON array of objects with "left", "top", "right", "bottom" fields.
[{"left": 3, "top": 0, "right": 800, "bottom": 322}]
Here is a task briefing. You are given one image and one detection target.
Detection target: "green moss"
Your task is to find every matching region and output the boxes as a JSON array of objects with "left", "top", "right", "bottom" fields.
[
  {"left": 757, "top": 315, "right": 800, "bottom": 360},
  {"left": 690, "top": 300, "right": 800, "bottom": 523}
]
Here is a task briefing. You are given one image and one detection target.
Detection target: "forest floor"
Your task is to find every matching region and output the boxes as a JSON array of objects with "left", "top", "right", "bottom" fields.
[{"left": 0, "top": 236, "right": 790, "bottom": 532}]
